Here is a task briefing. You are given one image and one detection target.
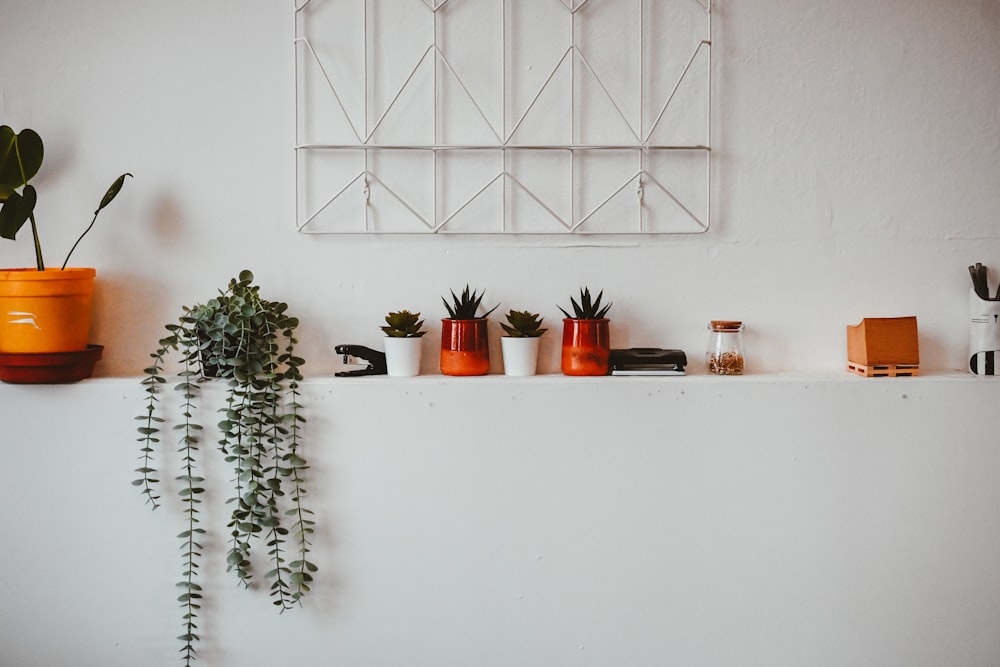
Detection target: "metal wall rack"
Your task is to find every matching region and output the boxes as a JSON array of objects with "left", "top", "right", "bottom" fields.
[{"left": 294, "top": 0, "right": 712, "bottom": 234}]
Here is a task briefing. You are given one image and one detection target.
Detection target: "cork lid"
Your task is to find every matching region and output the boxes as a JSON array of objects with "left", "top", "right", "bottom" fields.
[{"left": 710, "top": 320, "right": 743, "bottom": 332}]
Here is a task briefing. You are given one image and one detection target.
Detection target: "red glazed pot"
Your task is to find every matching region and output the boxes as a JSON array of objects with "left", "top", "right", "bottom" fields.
[
  {"left": 440, "top": 318, "right": 490, "bottom": 376},
  {"left": 561, "top": 318, "right": 610, "bottom": 376}
]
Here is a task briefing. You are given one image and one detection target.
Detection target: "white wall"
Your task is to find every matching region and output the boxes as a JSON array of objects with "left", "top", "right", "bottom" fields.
[
  {"left": 1, "top": 0, "right": 998, "bottom": 375},
  {"left": 2, "top": 1, "right": 1000, "bottom": 665}
]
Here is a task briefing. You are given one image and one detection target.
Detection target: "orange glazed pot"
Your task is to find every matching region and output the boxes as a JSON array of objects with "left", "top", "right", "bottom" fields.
[
  {"left": 0, "top": 267, "right": 96, "bottom": 354},
  {"left": 440, "top": 318, "right": 490, "bottom": 376},
  {"left": 561, "top": 318, "right": 610, "bottom": 376}
]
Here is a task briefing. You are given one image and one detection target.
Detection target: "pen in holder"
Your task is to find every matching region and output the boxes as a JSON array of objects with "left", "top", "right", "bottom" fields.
[{"left": 969, "top": 288, "right": 1000, "bottom": 375}]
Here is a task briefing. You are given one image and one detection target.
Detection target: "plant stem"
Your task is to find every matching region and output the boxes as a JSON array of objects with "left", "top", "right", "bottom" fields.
[
  {"left": 177, "top": 343, "right": 203, "bottom": 667},
  {"left": 135, "top": 349, "right": 166, "bottom": 510},
  {"left": 225, "top": 383, "right": 254, "bottom": 588},
  {"left": 28, "top": 213, "right": 44, "bottom": 270},
  {"left": 13, "top": 137, "right": 45, "bottom": 271},
  {"left": 61, "top": 211, "right": 97, "bottom": 270},
  {"left": 266, "top": 376, "right": 291, "bottom": 609}
]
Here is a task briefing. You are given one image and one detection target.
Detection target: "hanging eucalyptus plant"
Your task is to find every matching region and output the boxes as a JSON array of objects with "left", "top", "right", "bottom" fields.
[{"left": 134, "top": 269, "right": 316, "bottom": 666}]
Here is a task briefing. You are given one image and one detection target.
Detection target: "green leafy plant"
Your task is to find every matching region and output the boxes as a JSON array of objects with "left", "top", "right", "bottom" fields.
[
  {"left": 0, "top": 125, "right": 131, "bottom": 270},
  {"left": 500, "top": 309, "right": 547, "bottom": 337},
  {"left": 134, "top": 270, "right": 316, "bottom": 667},
  {"left": 381, "top": 309, "right": 427, "bottom": 337},
  {"left": 557, "top": 287, "right": 612, "bottom": 320},
  {"left": 442, "top": 284, "right": 498, "bottom": 319}
]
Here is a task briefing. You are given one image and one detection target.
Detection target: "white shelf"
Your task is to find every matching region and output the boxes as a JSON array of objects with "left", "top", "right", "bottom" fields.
[{"left": 36, "top": 370, "right": 994, "bottom": 387}]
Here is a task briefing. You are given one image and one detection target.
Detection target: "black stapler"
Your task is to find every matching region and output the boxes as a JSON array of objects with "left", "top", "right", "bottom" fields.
[
  {"left": 609, "top": 348, "right": 687, "bottom": 375},
  {"left": 334, "top": 344, "right": 387, "bottom": 377}
]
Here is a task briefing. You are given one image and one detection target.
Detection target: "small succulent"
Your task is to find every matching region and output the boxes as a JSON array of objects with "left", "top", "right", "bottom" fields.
[
  {"left": 501, "top": 309, "right": 547, "bottom": 337},
  {"left": 558, "top": 287, "right": 612, "bottom": 320},
  {"left": 442, "top": 285, "right": 498, "bottom": 320},
  {"left": 381, "top": 309, "right": 426, "bottom": 337}
]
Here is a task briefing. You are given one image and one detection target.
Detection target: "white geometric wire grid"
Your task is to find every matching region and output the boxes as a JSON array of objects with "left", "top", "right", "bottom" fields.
[{"left": 294, "top": 0, "right": 712, "bottom": 234}]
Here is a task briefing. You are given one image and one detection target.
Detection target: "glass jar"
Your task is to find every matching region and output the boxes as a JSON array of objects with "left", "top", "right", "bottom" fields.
[{"left": 707, "top": 320, "right": 745, "bottom": 375}]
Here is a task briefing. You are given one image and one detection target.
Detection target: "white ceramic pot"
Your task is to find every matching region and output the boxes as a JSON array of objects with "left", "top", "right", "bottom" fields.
[
  {"left": 501, "top": 336, "right": 540, "bottom": 376},
  {"left": 384, "top": 336, "right": 423, "bottom": 377}
]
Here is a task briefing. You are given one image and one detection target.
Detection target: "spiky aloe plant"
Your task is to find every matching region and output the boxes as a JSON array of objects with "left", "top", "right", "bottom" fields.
[
  {"left": 557, "top": 287, "right": 612, "bottom": 320},
  {"left": 500, "top": 310, "right": 547, "bottom": 337},
  {"left": 442, "top": 285, "right": 498, "bottom": 319},
  {"left": 381, "top": 310, "right": 426, "bottom": 337}
]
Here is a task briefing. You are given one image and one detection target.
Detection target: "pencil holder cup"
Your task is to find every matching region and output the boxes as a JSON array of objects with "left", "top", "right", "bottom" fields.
[{"left": 969, "top": 289, "right": 1000, "bottom": 375}]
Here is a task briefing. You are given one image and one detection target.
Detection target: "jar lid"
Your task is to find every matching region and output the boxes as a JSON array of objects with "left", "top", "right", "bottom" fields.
[{"left": 710, "top": 320, "right": 743, "bottom": 331}]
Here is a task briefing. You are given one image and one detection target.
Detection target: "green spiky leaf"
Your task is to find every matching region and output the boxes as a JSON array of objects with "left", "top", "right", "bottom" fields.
[
  {"left": 442, "top": 284, "right": 498, "bottom": 319},
  {"left": 558, "top": 287, "right": 612, "bottom": 320}
]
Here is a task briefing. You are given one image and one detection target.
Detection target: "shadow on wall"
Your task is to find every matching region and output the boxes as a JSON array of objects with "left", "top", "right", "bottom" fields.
[
  {"left": 91, "top": 271, "right": 166, "bottom": 376},
  {"left": 91, "top": 195, "right": 189, "bottom": 376}
]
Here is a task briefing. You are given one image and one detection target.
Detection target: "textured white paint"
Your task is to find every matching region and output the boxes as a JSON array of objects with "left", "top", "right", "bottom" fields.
[
  {"left": 0, "top": 0, "right": 997, "bottom": 375},
  {"left": 2, "top": 375, "right": 1000, "bottom": 666},
  {"left": 2, "top": 1, "right": 1000, "bottom": 665}
]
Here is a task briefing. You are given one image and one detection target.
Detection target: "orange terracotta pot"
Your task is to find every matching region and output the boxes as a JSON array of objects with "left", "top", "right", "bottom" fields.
[
  {"left": 561, "top": 318, "right": 610, "bottom": 376},
  {"left": 440, "top": 318, "right": 490, "bottom": 376},
  {"left": 0, "top": 267, "right": 96, "bottom": 354}
]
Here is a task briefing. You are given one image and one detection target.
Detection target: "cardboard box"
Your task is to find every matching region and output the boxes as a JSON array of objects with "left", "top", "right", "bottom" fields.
[{"left": 846, "top": 316, "right": 919, "bottom": 366}]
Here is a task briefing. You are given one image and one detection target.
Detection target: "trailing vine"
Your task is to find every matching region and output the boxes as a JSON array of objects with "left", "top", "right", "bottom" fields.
[{"left": 134, "top": 270, "right": 316, "bottom": 665}]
